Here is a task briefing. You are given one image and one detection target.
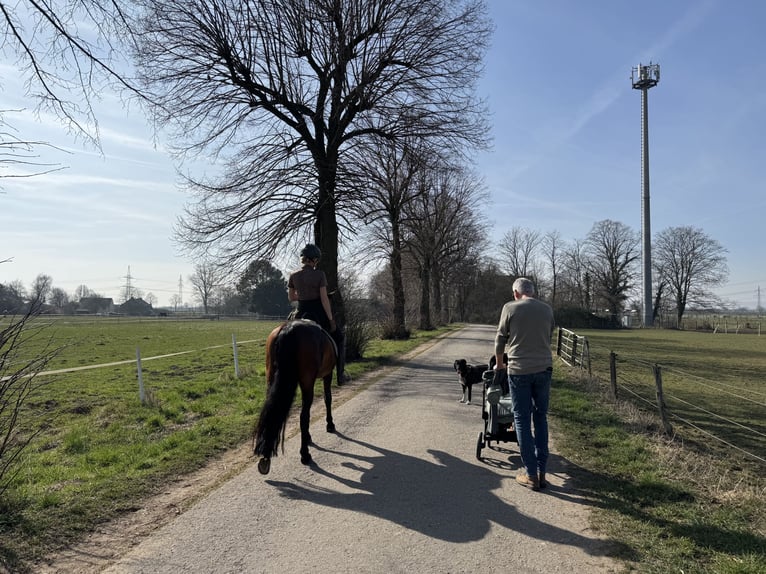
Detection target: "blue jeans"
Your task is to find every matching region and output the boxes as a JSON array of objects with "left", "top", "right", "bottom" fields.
[{"left": 510, "top": 369, "right": 552, "bottom": 478}]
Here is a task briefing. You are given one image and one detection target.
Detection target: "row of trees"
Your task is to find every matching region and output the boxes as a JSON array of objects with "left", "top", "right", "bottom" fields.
[{"left": 364, "top": 219, "right": 729, "bottom": 330}]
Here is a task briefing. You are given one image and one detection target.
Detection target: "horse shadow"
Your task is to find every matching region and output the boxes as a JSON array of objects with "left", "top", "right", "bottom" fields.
[{"left": 265, "top": 432, "right": 619, "bottom": 557}]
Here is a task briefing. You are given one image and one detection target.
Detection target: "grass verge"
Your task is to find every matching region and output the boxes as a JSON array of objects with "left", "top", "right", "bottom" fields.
[{"left": 551, "top": 368, "right": 766, "bottom": 574}]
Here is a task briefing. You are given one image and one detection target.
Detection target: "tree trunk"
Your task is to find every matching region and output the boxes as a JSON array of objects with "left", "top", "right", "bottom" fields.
[
  {"left": 389, "top": 222, "right": 407, "bottom": 336},
  {"left": 419, "top": 261, "right": 433, "bottom": 330},
  {"left": 431, "top": 261, "right": 446, "bottom": 326},
  {"left": 315, "top": 162, "right": 345, "bottom": 326}
]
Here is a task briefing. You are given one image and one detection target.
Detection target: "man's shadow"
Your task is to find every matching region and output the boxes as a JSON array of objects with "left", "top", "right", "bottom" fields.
[{"left": 266, "top": 432, "right": 617, "bottom": 557}]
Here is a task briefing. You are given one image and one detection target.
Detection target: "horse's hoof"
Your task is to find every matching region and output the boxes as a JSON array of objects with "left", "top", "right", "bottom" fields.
[
  {"left": 327, "top": 422, "right": 336, "bottom": 433},
  {"left": 257, "top": 457, "right": 271, "bottom": 475},
  {"left": 301, "top": 453, "right": 312, "bottom": 466}
]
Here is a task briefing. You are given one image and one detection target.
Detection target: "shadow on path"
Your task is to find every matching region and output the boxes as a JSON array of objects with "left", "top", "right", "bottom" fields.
[{"left": 266, "top": 433, "right": 617, "bottom": 557}]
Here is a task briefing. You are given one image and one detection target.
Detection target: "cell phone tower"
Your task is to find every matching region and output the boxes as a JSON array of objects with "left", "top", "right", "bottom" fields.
[{"left": 632, "top": 62, "right": 660, "bottom": 327}]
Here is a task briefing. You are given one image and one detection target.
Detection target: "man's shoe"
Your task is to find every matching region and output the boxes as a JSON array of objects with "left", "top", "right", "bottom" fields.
[
  {"left": 538, "top": 473, "right": 547, "bottom": 489},
  {"left": 516, "top": 473, "right": 540, "bottom": 491}
]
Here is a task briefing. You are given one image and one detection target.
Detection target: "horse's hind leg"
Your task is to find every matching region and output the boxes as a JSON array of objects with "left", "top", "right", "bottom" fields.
[
  {"left": 323, "top": 374, "right": 335, "bottom": 433},
  {"left": 299, "top": 390, "right": 314, "bottom": 465}
]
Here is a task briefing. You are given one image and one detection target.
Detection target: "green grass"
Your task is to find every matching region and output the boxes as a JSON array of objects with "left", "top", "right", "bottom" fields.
[
  {"left": 0, "top": 317, "right": 455, "bottom": 571},
  {"left": 551, "top": 328, "right": 766, "bottom": 573},
  {"left": 573, "top": 329, "right": 766, "bottom": 473}
]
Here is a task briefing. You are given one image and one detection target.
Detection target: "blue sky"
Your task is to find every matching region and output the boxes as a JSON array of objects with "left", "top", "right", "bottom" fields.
[{"left": 1, "top": 0, "right": 764, "bottom": 309}]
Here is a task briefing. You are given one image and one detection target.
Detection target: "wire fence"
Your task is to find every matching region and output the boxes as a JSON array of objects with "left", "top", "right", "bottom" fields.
[{"left": 555, "top": 328, "right": 766, "bottom": 468}]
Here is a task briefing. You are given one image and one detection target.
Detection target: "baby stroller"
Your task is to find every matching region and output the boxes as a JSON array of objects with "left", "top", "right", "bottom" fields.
[{"left": 476, "top": 356, "right": 517, "bottom": 460}]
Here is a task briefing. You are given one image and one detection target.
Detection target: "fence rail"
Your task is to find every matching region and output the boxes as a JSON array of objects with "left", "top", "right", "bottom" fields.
[
  {"left": 557, "top": 328, "right": 765, "bottom": 468},
  {"left": 556, "top": 328, "right": 591, "bottom": 373}
]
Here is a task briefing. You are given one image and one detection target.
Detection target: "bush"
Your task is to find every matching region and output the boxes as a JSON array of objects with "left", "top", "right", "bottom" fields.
[
  {"left": 554, "top": 306, "right": 615, "bottom": 330},
  {"left": 379, "top": 315, "right": 411, "bottom": 340},
  {"left": 0, "top": 297, "right": 56, "bottom": 497}
]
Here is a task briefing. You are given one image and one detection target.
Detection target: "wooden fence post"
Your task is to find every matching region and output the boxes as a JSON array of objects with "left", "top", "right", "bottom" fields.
[
  {"left": 582, "top": 338, "right": 592, "bottom": 375},
  {"left": 653, "top": 364, "right": 673, "bottom": 435},
  {"left": 571, "top": 335, "right": 578, "bottom": 366},
  {"left": 556, "top": 328, "right": 563, "bottom": 357},
  {"left": 136, "top": 346, "right": 145, "bottom": 404},
  {"left": 232, "top": 334, "right": 240, "bottom": 378},
  {"left": 609, "top": 352, "right": 618, "bottom": 400}
]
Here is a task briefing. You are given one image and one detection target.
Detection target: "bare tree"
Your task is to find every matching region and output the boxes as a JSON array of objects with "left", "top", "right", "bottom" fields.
[
  {"left": 144, "top": 292, "right": 158, "bottom": 307},
  {"left": 48, "top": 287, "right": 69, "bottom": 311},
  {"left": 189, "top": 263, "right": 226, "bottom": 314},
  {"left": 404, "top": 164, "right": 486, "bottom": 329},
  {"left": 498, "top": 226, "right": 541, "bottom": 279},
  {"left": 357, "top": 139, "right": 430, "bottom": 337},
  {"left": 557, "top": 239, "right": 590, "bottom": 309},
  {"left": 29, "top": 274, "right": 52, "bottom": 305},
  {"left": 653, "top": 225, "right": 728, "bottom": 324},
  {"left": 131, "top": 0, "right": 491, "bottom": 330},
  {"left": 169, "top": 293, "right": 182, "bottom": 312},
  {"left": 584, "top": 219, "right": 640, "bottom": 325},
  {"left": 541, "top": 230, "right": 563, "bottom": 308}
]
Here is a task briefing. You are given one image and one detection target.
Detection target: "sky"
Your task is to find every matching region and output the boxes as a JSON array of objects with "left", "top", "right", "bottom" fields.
[{"left": 1, "top": 0, "right": 764, "bottom": 309}]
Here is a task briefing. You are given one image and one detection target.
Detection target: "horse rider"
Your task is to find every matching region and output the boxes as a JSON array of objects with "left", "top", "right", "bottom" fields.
[{"left": 287, "top": 243, "right": 348, "bottom": 384}]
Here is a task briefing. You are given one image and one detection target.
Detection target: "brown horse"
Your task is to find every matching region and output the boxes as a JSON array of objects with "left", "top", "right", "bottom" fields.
[{"left": 254, "top": 319, "right": 337, "bottom": 475}]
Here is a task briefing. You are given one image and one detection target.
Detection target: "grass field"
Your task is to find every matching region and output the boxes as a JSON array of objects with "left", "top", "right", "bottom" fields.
[
  {"left": 0, "top": 316, "right": 454, "bottom": 571},
  {"left": 575, "top": 328, "right": 766, "bottom": 473},
  {"left": 551, "top": 327, "right": 766, "bottom": 574}
]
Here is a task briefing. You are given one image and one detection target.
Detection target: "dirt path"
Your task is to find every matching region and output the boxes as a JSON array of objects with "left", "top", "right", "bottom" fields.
[{"left": 39, "top": 325, "right": 622, "bottom": 574}]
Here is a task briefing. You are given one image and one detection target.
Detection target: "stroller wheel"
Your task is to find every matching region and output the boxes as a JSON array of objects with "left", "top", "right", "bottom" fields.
[{"left": 476, "top": 431, "right": 484, "bottom": 460}]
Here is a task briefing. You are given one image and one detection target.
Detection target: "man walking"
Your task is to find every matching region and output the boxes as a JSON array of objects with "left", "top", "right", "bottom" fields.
[{"left": 494, "top": 277, "right": 555, "bottom": 491}]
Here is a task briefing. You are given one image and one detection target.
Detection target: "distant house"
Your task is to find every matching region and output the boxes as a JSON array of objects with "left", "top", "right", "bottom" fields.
[
  {"left": 77, "top": 297, "right": 115, "bottom": 315},
  {"left": 119, "top": 297, "right": 154, "bottom": 316}
]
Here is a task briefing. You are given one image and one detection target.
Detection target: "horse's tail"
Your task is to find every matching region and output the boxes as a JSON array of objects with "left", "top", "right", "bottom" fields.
[{"left": 253, "top": 326, "right": 299, "bottom": 459}]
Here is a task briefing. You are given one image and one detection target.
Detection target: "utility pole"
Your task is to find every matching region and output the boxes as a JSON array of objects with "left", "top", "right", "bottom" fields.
[
  {"left": 123, "top": 265, "right": 133, "bottom": 302},
  {"left": 632, "top": 62, "right": 660, "bottom": 327}
]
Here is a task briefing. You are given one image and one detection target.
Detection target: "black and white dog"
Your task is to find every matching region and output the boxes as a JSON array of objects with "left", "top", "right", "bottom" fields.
[{"left": 453, "top": 359, "right": 487, "bottom": 405}]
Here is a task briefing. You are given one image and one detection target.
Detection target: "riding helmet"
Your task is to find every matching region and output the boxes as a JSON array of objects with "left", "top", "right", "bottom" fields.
[{"left": 300, "top": 243, "right": 321, "bottom": 260}]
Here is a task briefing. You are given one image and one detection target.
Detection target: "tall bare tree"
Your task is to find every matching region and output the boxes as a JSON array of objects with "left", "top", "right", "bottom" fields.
[
  {"left": 653, "top": 225, "right": 728, "bottom": 324},
  {"left": 131, "top": 0, "right": 491, "bottom": 329},
  {"left": 541, "top": 230, "right": 563, "bottom": 308},
  {"left": 584, "top": 219, "right": 639, "bottom": 325},
  {"left": 404, "top": 164, "right": 485, "bottom": 329},
  {"left": 356, "top": 139, "right": 430, "bottom": 337},
  {"left": 29, "top": 273, "right": 52, "bottom": 305},
  {"left": 498, "top": 226, "right": 541, "bottom": 279},
  {"left": 558, "top": 239, "right": 590, "bottom": 309},
  {"left": 189, "top": 262, "right": 226, "bottom": 314}
]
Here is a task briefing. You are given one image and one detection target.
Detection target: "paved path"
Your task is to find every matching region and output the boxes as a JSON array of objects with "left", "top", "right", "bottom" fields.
[{"left": 101, "top": 324, "right": 620, "bottom": 574}]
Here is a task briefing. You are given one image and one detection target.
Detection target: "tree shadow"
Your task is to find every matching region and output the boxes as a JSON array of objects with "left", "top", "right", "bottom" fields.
[{"left": 266, "top": 432, "right": 622, "bottom": 558}]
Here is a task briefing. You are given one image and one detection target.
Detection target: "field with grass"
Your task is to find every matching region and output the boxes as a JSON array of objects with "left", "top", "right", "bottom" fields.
[
  {"left": 0, "top": 316, "right": 454, "bottom": 571},
  {"left": 577, "top": 328, "right": 765, "bottom": 472},
  {"left": 552, "top": 327, "right": 766, "bottom": 574}
]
